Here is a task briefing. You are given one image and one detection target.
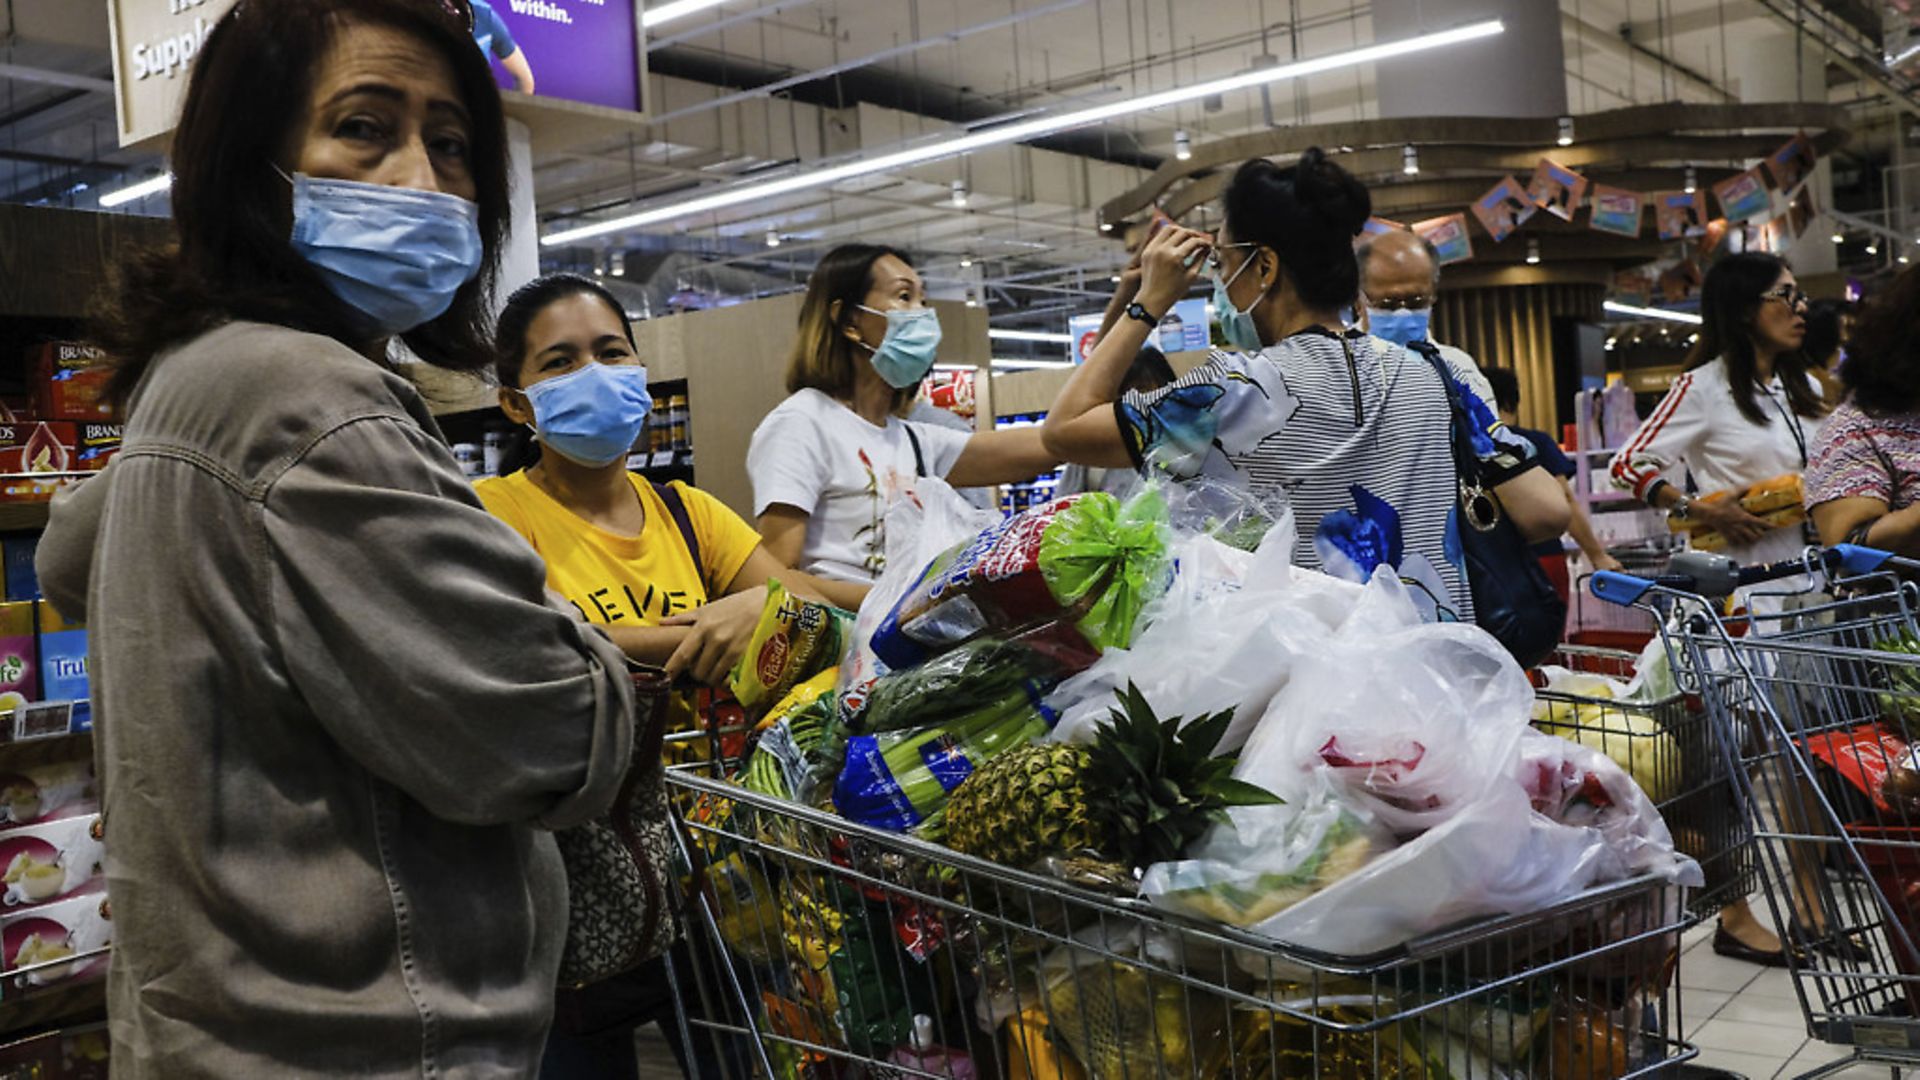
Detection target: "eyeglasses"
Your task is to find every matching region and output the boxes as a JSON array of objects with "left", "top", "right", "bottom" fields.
[
  {"left": 1364, "top": 293, "right": 1434, "bottom": 312},
  {"left": 1205, "top": 242, "right": 1256, "bottom": 274},
  {"left": 1762, "top": 283, "right": 1810, "bottom": 311}
]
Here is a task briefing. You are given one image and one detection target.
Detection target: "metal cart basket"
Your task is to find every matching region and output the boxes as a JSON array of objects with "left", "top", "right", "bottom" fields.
[
  {"left": 1593, "top": 545, "right": 1920, "bottom": 1078},
  {"left": 661, "top": 752, "right": 1698, "bottom": 1079}
]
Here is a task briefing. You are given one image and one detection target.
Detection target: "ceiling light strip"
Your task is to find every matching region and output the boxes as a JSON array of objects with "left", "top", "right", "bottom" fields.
[
  {"left": 543, "top": 18, "right": 1505, "bottom": 246},
  {"left": 98, "top": 173, "right": 172, "bottom": 208},
  {"left": 1602, "top": 300, "right": 1703, "bottom": 326}
]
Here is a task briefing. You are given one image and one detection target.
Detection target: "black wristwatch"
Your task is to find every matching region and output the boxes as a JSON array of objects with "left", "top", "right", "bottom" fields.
[{"left": 1124, "top": 302, "right": 1163, "bottom": 329}]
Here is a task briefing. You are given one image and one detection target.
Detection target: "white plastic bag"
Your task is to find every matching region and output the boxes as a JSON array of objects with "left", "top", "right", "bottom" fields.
[
  {"left": 1235, "top": 570, "right": 1536, "bottom": 836},
  {"left": 1045, "top": 512, "right": 1368, "bottom": 754},
  {"left": 833, "top": 477, "right": 1002, "bottom": 712}
]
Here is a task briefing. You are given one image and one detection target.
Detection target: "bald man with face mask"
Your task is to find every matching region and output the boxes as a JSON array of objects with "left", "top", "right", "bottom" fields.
[{"left": 1357, "top": 228, "right": 1496, "bottom": 405}]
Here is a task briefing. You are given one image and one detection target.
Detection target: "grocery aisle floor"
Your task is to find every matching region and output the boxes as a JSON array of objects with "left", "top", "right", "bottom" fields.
[{"left": 1679, "top": 918, "right": 1893, "bottom": 1078}]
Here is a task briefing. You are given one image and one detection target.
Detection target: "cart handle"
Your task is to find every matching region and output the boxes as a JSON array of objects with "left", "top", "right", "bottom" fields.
[{"left": 1591, "top": 543, "right": 1901, "bottom": 607}]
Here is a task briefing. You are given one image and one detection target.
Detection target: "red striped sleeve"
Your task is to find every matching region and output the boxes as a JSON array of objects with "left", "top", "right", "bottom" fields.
[{"left": 1610, "top": 373, "right": 1694, "bottom": 499}]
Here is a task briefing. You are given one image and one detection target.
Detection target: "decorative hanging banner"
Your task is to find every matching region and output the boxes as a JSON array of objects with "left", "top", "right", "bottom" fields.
[
  {"left": 1362, "top": 217, "right": 1407, "bottom": 236},
  {"left": 1696, "top": 218, "right": 1732, "bottom": 256},
  {"left": 1588, "top": 185, "right": 1643, "bottom": 238},
  {"left": 1527, "top": 158, "right": 1588, "bottom": 222},
  {"left": 1764, "top": 134, "right": 1817, "bottom": 192},
  {"left": 1713, "top": 168, "right": 1773, "bottom": 222},
  {"left": 1469, "top": 177, "right": 1536, "bottom": 242},
  {"left": 1412, "top": 213, "right": 1474, "bottom": 266},
  {"left": 1785, "top": 181, "right": 1818, "bottom": 239},
  {"left": 1653, "top": 190, "right": 1709, "bottom": 239}
]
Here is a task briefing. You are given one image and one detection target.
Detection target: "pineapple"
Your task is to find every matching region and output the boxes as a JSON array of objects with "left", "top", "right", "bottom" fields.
[{"left": 944, "top": 684, "right": 1279, "bottom": 874}]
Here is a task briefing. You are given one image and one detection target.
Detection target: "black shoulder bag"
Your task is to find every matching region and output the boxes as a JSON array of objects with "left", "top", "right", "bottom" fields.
[{"left": 1409, "top": 342, "right": 1566, "bottom": 669}]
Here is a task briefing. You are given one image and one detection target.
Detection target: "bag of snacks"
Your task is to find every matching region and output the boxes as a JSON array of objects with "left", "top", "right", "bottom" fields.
[
  {"left": 869, "top": 490, "right": 1170, "bottom": 675},
  {"left": 730, "top": 582, "right": 855, "bottom": 715}
]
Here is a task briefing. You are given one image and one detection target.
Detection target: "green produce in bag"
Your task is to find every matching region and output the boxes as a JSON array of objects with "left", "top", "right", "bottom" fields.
[
  {"left": 869, "top": 489, "right": 1171, "bottom": 674},
  {"left": 858, "top": 637, "right": 1065, "bottom": 733},
  {"left": 832, "top": 693, "right": 1051, "bottom": 831},
  {"left": 823, "top": 881, "right": 932, "bottom": 1056}
]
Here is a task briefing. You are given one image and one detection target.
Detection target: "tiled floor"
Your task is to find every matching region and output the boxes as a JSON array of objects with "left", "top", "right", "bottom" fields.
[{"left": 1678, "top": 918, "right": 1911, "bottom": 1078}]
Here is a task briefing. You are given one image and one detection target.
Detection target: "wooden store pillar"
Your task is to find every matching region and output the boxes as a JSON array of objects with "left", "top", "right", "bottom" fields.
[{"left": 1429, "top": 268, "right": 1607, "bottom": 435}]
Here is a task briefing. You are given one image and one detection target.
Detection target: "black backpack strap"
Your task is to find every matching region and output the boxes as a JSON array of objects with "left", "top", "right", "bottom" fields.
[
  {"left": 903, "top": 422, "right": 928, "bottom": 479},
  {"left": 651, "top": 482, "right": 706, "bottom": 591}
]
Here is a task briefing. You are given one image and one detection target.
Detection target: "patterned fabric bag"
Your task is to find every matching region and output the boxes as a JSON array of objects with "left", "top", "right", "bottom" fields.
[{"left": 554, "top": 666, "right": 679, "bottom": 987}]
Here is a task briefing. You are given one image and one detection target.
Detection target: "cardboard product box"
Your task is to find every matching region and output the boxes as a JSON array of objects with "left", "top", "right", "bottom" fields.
[
  {"left": 0, "top": 891, "right": 111, "bottom": 998},
  {"left": 0, "top": 760, "right": 93, "bottom": 833},
  {"left": 1, "top": 537, "right": 36, "bottom": 603},
  {"left": 0, "top": 423, "right": 79, "bottom": 504},
  {"left": 73, "top": 424, "right": 120, "bottom": 473},
  {"left": 31, "top": 344, "right": 112, "bottom": 424},
  {"left": 0, "top": 813, "right": 102, "bottom": 911},
  {"left": 0, "top": 605, "right": 34, "bottom": 711},
  {"left": 34, "top": 606, "right": 84, "bottom": 704}
]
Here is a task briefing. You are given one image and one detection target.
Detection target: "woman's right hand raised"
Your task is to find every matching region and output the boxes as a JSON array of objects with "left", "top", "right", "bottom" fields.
[{"left": 1136, "top": 225, "right": 1211, "bottom": 318}]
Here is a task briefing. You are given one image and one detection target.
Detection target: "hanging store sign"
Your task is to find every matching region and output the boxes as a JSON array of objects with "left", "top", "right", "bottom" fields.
[{"left": 109, "top": 0, "right": 643, "bottom": 149}]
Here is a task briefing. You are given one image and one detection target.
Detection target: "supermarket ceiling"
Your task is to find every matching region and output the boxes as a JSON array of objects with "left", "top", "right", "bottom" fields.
[{"left": 0, "top": 0, "right": 1913, "bottom": 326}]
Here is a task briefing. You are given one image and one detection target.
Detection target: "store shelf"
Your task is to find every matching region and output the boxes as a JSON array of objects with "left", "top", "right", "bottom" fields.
[
  {"left": 0, "top": 503, "right": 49, "bottom": 533},
  {"left": 0, "top": 700, "right": 91, "bottom": 746}
]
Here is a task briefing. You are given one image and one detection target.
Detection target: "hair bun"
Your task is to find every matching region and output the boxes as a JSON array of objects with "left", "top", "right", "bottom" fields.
[{"left": 1293, "top": 147, "right": 1372, "bottom": 237}]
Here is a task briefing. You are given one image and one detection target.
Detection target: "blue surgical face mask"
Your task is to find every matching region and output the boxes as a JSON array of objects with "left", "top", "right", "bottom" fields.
[
  {"left": 1366, "top": 307, "right": 1432, "bottom": 348},
  {"left": 856, "top": 305, "right": 942, "bottom": 389},
  {"left": 524, "top": 361, "right": 653, "bottom": 468},
  {"left": 285, "top": 171, "right": 483, "bottom": 336},
  {"left": 1209, "top": 255, "right": 1267, "bottom": 353}
]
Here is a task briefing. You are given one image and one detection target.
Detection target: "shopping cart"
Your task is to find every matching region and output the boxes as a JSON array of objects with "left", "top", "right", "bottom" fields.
[
  {"left": 1532, "top": 645, "right": 1758, "bottom": 925},
  {"left": 1591, "top": 544, "right": 1920, "bottom": 1077},
  {"left": 659, "top": 749, "right": 1698, "bottom": 1079}
]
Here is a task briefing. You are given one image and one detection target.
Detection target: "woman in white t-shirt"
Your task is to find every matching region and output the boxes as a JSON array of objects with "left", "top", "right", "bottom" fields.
[{"left": 749, "top": 244, "right": 1059, "bottom": 609}]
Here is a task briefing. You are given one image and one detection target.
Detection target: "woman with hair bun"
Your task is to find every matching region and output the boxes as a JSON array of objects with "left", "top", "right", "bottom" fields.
[{"left": 1043, "top": 149, "right": 1568, "bottom": 622}]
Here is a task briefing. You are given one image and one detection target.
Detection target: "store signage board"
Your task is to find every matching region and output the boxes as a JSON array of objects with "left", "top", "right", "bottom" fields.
[
  {"left": 109, "top": 0, "right": 645, "bottom": 150},
  {"left": 1067, "top": 297, "right": 1207, "bottom": 364}
]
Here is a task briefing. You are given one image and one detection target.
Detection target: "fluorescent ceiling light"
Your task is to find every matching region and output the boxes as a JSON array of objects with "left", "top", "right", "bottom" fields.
[
  {"left": 100, "top": 173, "right": 171, "bottom": 208},
  {"left": 988, "top": 329, "right": 1072, "bottom": 344},
  {"left": 543, "top": 19, "right": 1505, "bottom": 246},
  {"left": 642, "top": 0, "right": 735, "bottom": 29},
  {"left": 1603, "top": 300, "right": 1702, "bottom": 325}
]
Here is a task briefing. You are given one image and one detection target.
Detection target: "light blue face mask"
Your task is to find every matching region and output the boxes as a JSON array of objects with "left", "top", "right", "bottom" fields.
[
  {"left": 286, "top": 171, "right": 483, "bottom": 336},
  {"left": 524, "top": 361, "right": 654, "bottom": 468},
  {"left": 1209, "top": 252, "right": 1268, "bottom": 353},
  {"left": 1366, "top": 307, "right": 1433, "bottom": 348},
  {"left": 856, "top": 305, "right": 943, "bottom": 389}
]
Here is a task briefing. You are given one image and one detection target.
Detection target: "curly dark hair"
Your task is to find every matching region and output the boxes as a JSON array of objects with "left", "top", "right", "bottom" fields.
[
  {"left": 1842, "top": 264, "right": 1920, "bottom": 416},
  {"left": 93, "top": 0, "right": 511, "bottom": 409}
]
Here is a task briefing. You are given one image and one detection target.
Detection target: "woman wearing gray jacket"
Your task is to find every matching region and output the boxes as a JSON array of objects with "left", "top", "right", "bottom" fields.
[{"left": 37, "top": 2, "right": 634, "bottom": 1076}]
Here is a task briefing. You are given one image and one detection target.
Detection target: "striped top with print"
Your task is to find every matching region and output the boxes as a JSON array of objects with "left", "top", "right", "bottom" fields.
[{"left": 1116, "top": 326, "right": 1536, "bottom": 623}]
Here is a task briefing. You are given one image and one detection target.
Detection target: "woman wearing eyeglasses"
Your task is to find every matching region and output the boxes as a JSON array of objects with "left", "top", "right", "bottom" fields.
[
  {"left": 1610, "top": 253, "right": 1827, "bottom": 570},
  {"left": 1042, "top": 150, "right": 1570, "bottom": 627},
  {"left": 1610, "top": 251, "right": 1830, "bottom": 968}
]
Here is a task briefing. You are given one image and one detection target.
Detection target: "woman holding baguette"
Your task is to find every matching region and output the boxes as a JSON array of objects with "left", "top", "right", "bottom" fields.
[{"left": 1609, "top": 251, "right": 1830, "bottom": 969}]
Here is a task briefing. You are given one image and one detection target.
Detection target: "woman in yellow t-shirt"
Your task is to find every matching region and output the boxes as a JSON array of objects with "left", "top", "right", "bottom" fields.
[
  {"left": 478, "top": 274, "right": 815, "bottom": 686},
  {"left": 479, "top": 273, "right": 800, "bottom": 1078}
]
